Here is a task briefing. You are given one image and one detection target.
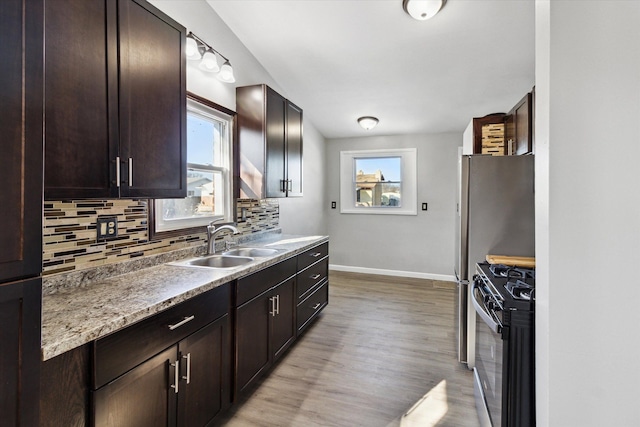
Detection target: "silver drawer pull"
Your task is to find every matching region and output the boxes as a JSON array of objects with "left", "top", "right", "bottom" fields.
[
  {"left": 312, "top": 303, "right": 321, "bottom": 310},
  {"left": 168, "top": 315, "right": 195, "bottom": 330},
  {"left": 310, "top": 252, "right": 322, "bottom": 258},
  {"left": 310, "top": 274, "right": 321, "bottom": 280}
]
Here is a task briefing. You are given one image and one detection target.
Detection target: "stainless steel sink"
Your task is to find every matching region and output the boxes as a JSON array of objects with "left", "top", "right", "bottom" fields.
[
  {"left": 223, "top": 247, "right": 280, "bottom": 257},
  {"left": 175, "top": 255, "right": 254, "bottom": 269}
]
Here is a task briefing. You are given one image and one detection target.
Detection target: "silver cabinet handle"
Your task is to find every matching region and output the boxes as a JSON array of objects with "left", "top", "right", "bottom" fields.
[
  {"left": 310, "top": 274, "right": 321, "bottom": 280},
  {"left": 115, "top": 156, "right": 121, "bottom": 187},
  {"left": 170, "top": 359, "right": 179, "bottom": 394},
  {"left": 168, "top": 315, "right": 195, "bottom": 330},
  {"left": 182, "top": 353, "right": 191, "bottom": 384},
  {"left": 310, "top": 252, "right": 322, "bottom": 258},
  {"left": 275, "top": 294, "right": 280, "bottom": 315},
  {"left": 269, "top": 296, "right": 276, "bottom": 317},
  {"left": 128, "top": 157, "right": 133, "bottom": 186},
  {"left": 312, "top": 303, "right": 321, "bottom": 310}
]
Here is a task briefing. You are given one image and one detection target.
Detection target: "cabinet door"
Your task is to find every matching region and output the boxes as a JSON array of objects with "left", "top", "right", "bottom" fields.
[
  {"left": 177, "top": 315, "right": 231, "bottom": 427},
  {"left": 265, "top": 87, "right": 287, "bottom": 198},
  {"left": 118, "top": 0, "right": 186, "bottom": 198},
  {"left": 1, "top": 0, "right": 43, "bottom": 281},
  {"left": 93, "top": 346, "right": 178, "bottom": 427},
  {"left": 514, "top": 93, "right": 533, "bottom": 155},
  {"left": 44, "top": 0, "right": 119, "bottom": 200},
  {"left": 285, "top": 101, "right": 303, "bottom": 197},
  {"left": 235, "top": 293, "right": 270, "bottom": 396},
  {"left": 0, "top": 278, "right": 42, "bottom": 427},
  {"left": 271, "top": 277, "right": 296, "bottom": 361}
]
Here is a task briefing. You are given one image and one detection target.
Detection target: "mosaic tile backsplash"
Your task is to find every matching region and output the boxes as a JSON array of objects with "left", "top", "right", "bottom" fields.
[{"left": 43, "top": 198, "right": 279, "bottom": 276}]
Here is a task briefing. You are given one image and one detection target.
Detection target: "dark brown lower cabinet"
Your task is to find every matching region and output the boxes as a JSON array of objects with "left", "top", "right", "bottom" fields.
[
  {"left": 40, "top": 344, "right": 91, "bottom": 427},
  {"left": 94, "top": 346, "right": 177, "bottom": 427},
  {"left": 235, "top": 275, "right": 296, "bottom": 397},
  {"left": 93, "top": 315, "right": 230, "bottom": 427},
  {"left": 0, "top": 278, "right": 41, "bottom": 427}
]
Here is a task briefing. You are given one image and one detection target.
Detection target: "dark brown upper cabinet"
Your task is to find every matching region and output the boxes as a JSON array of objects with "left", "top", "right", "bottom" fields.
[
  {"left": 1, "top": 2, "right": 43, "bottom": 425},
  {"left": 236, "top": 84, "right": 303, "bottom": 199},
  {"left": 44, "top": 0, "right": 186, "bottom": 200},
  {"left": 470, "top": 113, "right": 507, "bottom": 155},
  {"left": 505, "top": 91, "right": 534, "bottom": 155},
  {"left": 0, "top": 0, "right": 43, "bottom": 283}
]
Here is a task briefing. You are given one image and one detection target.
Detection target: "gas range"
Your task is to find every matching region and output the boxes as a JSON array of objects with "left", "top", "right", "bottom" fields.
[{"left": 472, "top": 261, "right": 536, "bottom": 427}]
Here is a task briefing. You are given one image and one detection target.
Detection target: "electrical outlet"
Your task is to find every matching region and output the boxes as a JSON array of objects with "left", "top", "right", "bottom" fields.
[{"left": 96, "top": 216, "right": 118, "bottom": 241}]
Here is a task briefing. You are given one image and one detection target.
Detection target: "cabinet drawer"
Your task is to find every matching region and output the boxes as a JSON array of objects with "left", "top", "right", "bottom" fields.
[
  {"left": 297, "top": 242, "right": 328, "bottom": 271},
  {"left": 236, "top": 257, "right": 296, "bottom": 307},
  {"left": 297, "top": 281, "right": 328, "bottom": 333},
  {"left": 297, "top": 258, "right": 328, "bottom": 300},
  {"left": 93, "top": 283, "right": 230, "bottom": 389}
]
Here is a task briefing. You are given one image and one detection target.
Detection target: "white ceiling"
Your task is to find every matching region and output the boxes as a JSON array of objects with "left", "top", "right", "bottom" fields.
[{"left": 207, "top": 0, "right": 535, "bottom": 140}]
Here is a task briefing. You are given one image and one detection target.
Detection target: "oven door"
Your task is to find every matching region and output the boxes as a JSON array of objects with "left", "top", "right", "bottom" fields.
[{"left": 472, "top": 278, "right": 504, "bottom": 427}]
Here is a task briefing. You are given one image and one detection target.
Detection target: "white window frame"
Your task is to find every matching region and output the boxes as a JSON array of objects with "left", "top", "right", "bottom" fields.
[
  {"left": 154, "top": 97, "right": 234, "bottom": 232},
  {"left": 339, "top": 148, "right": 417, "bottom": 215}
]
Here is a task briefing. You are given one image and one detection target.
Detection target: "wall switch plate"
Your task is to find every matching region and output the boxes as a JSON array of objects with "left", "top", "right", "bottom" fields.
[
  {"left": 331, "top": 201, "right": 336, "bottom": 209},
  {"left": 96, "top": 216, "right": 118, "bottom": 241},
  {"left": 422, "top": 203, "right": 428, "bottom": 211}
]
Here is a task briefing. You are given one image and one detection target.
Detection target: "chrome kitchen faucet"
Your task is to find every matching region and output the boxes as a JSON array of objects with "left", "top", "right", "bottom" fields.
[{"left": 206, "top": 222, "right": 239, "bottom": 255}]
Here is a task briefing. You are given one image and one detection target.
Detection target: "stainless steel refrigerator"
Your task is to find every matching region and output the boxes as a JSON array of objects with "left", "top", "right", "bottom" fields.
[{"left": 454, "top": 154, "right": 535, "bottom": 368}]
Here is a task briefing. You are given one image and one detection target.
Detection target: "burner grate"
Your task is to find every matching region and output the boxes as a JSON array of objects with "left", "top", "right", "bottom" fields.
[
  {"left": 504, "top": 280, "right": 535, "bottom": 301},
  {"left": 489, "top": 264, "right": 535, "bottom": 280}
]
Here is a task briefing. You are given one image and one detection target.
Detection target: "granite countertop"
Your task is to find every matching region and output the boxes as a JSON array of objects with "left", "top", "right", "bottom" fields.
[{"left": 41, "top": 234, "right": 328, "bottom": 361}]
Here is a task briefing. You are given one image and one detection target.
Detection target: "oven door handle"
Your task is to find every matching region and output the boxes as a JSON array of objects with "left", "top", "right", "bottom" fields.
[{"left": 471, "top": 281, "right": 502, "bottom": 334}]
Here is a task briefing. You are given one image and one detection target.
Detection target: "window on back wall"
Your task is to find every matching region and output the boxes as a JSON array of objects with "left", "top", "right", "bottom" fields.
[
  {"left": 339, "top": 148, "right": 417, "bottom": 215},
  {"left": 153, "top": 95, "right": 234, "bottom": 233}
]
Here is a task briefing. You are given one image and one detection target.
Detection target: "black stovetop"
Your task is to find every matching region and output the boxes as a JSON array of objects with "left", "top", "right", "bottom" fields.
[{"left": 477, "top": 262, "right": 536, "bottom": 312}]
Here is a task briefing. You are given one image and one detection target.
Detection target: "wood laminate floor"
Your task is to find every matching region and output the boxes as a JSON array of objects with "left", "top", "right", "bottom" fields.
[{"left": 217, "top": 271, "right": 481, "bottom": 427}]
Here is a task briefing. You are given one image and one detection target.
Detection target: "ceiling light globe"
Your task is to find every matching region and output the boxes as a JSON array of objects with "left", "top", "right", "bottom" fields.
[
  {"left": 357, "top": 116, "right": 379, "bottom": 130},
  {"left": 403, "top": 0, "right": 445, "bottom": 21}
]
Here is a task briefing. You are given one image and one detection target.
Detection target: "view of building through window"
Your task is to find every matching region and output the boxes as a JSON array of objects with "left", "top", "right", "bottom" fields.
[{"left": 354, "top": 156, "right": 402, "bottom": 207}]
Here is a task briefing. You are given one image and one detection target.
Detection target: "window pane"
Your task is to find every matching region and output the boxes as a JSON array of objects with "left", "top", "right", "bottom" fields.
[
  {"left": 354, "top": 156, "right": 402, "bottom": 207},
  {"left": 161, "top": 170, "right": 224, "bottom": 221},
  {"left": 186, "top": 113, "right": 223, "bottom": 166}
]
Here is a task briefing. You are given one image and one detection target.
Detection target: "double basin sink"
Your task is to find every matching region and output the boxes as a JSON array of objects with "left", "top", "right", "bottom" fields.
[{"left": 171, "top": 247, "right": 282, "bottom": 269}]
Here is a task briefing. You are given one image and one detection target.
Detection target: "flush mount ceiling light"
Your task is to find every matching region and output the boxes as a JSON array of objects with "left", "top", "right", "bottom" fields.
[
  {"left": 186, "top": 32, "right": 235, "bottom": 83},
  {"left": 402, "top": 0, "right": 446, "bottom": 20},
  {"left": 357, "top": 116, "right": 379, "bottom": 130}
]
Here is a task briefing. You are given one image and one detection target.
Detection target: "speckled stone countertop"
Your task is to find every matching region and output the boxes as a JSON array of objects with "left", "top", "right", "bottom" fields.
[{"left": 41, "top": 234, "right": 328, "bottom": 361}]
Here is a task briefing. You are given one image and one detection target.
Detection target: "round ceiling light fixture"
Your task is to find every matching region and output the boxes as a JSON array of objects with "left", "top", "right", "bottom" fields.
[
  {"left": 357, "top": 116, "right": 379, "bottom": 130},
  {"left": 402, "top": 0, "right": 446, "bottom": 21}
]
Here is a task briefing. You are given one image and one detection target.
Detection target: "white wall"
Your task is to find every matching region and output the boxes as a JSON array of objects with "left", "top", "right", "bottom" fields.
[
  {"left": 535, "top": 1, "right": 640, "bottom": 426},
  {"left": 326, "top": 133, "right": 460, "bottom": 280},
  {"left": 149, "top": 0, "right": 327, "bottom": 236}
]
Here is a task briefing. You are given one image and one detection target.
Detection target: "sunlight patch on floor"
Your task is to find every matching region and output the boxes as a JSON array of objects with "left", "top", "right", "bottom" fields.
[{"left": 400, "top": 380, "right": 449, "bottom": 427}]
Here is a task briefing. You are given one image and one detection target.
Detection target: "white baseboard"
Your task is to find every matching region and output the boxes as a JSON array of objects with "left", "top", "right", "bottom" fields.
[{"left": 329, "top": 264, "right": 457, "bottom": 282}]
